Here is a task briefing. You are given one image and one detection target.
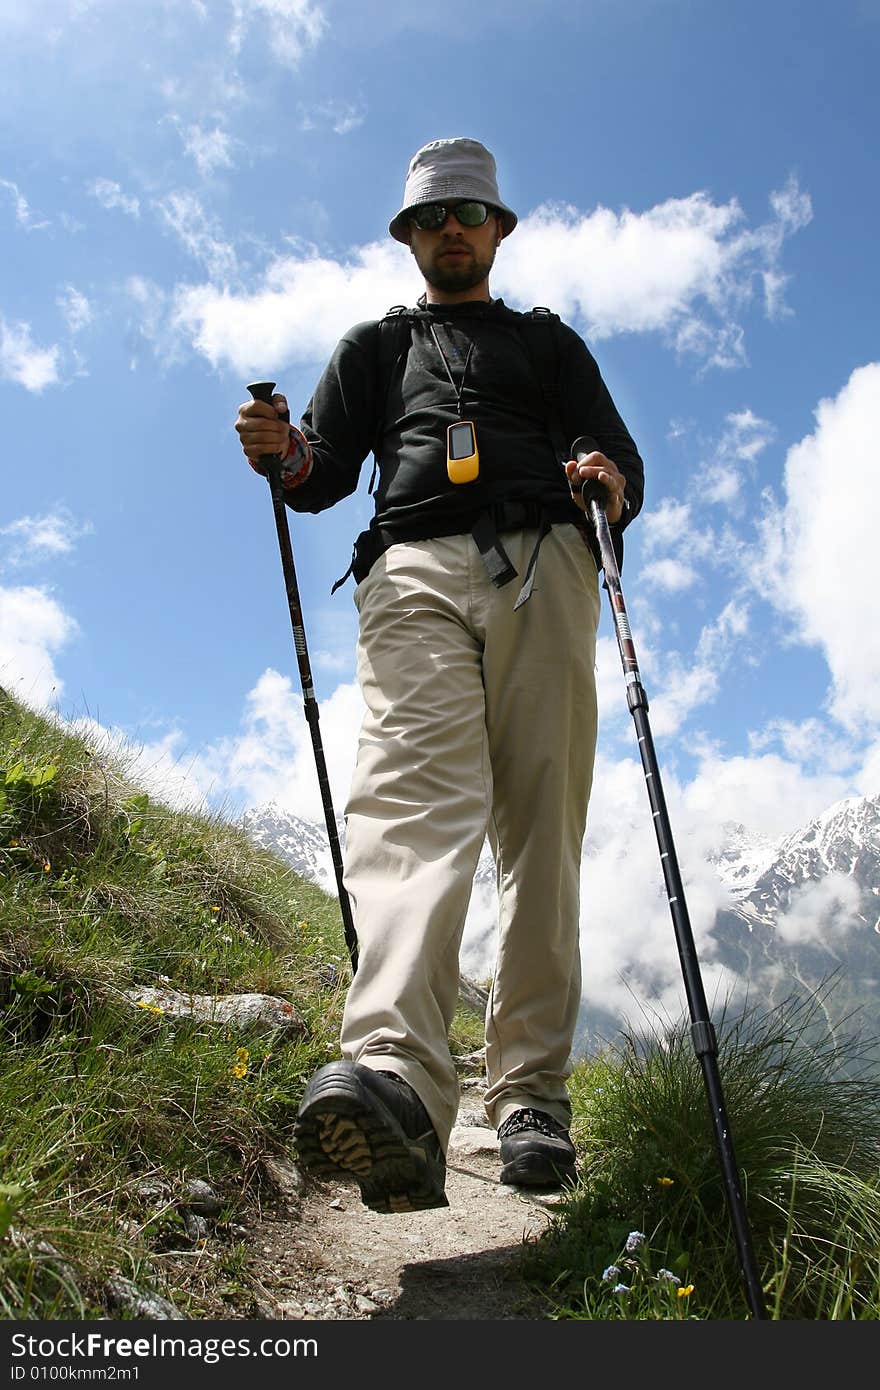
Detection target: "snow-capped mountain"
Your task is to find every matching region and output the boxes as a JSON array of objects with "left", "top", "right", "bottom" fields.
[
  {"left": 241, "top": 802, "right": 342, "bottom": 892},
  {"left": 713, "top": 793, "right": 880, "bottom": 931},
  {"left": 242, "top": 792, "right": 880, "bottom": 1065},
  {"left": 242, "top": 801, "right": 498, "bottom": 890},
  {"left": 244, "top": 793, "right": 879, "bottom": 930}
]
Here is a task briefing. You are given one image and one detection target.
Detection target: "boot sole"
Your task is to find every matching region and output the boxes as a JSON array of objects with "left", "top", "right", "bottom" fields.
[{"left": 294, "top": 1066, "right": 448, "bottom": 1214}]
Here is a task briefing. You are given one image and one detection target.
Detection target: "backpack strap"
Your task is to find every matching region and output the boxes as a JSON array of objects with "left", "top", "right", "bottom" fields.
[
  {"left": 517, "top": 307, "right": 570, "bottom": 464},
  {"left": 370, "top": 305, "right": 414, "bottom": 492}
]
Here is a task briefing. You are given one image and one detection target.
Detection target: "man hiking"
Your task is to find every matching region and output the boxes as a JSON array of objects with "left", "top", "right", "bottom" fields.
[{"left": 234, "top": 136, "right": 644, "bottom": 1214}]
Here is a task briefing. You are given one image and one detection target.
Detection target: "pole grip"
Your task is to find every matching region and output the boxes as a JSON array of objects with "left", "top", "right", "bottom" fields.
[
  {"left": 247, "top": 381, "right": 290, "bottom": 472},
  {"left": 572, "top": 434, "right": 610, "bottom": 508}
]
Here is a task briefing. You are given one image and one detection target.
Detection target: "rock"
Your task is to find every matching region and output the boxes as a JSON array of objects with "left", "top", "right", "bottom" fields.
[
  {"left": 134, "top": 1177, "right": 171, "bottom": 1204},
  {"left": 122, "top": 986, "right": 306, "bottom": 1036},
  {"left": 458, "top": 976, "right": 490, "bottom": 1015},
  {"left": 448, "top": 1125, "right": 500, "bottom": 1157},
  {"left": 183, "top": 1212, "right": 208, "bottom": 1241},
  {"left": 278, "top": 1299, "right": 306, "bottom": 1318},
  {"left": 182, "top": 1178, "right": 223, "bottom": 1216},
  {"left": 454, "top": 1111, "right": 492, "bottom": 1129},
  {"left": 104, "top": 1275, "right": 184, "bottom": 1320},
  {"left": 261, "top": 1153, "right": 305, "bottom": 1208},
  {"left": 452, "top": 1048, "right": 486, "bottom": 1073}
]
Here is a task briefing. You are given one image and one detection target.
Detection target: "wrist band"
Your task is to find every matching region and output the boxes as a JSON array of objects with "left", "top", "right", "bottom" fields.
[
  {"left": 281, "top": 425, "right": 313, "bottom": 488},
  {"left": 281, "top": 455, "right": 313, "bottom": 489}
]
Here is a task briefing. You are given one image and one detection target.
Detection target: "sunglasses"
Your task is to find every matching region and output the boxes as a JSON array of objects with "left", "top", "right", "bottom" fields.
[{"left": 409, "top": 201, "right": 496, "bottom": 232}]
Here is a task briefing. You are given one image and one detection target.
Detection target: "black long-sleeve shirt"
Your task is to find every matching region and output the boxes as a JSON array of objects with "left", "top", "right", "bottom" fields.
[{"left": 287, "top": 296, "right": 644, "bottom": 575}]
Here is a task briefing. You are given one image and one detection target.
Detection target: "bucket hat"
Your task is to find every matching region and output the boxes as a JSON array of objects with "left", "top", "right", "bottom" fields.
[{"left": 389, "top": 137, "right": 517, "bottom": 243}]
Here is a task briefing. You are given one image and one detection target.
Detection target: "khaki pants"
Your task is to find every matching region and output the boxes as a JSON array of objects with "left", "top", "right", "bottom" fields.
[{"left": 340, "top": 524, "right": 600, "bottom": 1151}]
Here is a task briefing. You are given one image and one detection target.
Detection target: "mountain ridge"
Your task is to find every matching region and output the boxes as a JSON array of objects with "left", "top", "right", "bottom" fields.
[{"left": 241, "top": 791, "right": 880, "bottom": 1066}]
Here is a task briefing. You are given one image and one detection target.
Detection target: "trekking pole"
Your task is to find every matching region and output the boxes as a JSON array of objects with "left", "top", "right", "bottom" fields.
[
  {"left": 573, "top": 436, "right": 767, "bottom": 1320},
  {"left": 247, "top": 381, "right": 358, "bottom": 976}
]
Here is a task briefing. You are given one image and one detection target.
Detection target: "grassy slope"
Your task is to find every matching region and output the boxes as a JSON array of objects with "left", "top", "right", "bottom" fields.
[{"left": 1, "top": 687, "right": 878, "bottom": 1321}]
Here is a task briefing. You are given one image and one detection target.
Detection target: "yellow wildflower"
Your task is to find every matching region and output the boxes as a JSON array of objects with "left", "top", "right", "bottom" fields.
[
  {"left": 44, "top": 862, "right": 51, "bottom": 872},
  {"left": 677, "top": 1285, "right": 695, "bottom": 1299},
  {"left": 657, "top": 1176, "right": 674, "bottom": 1187},
  {"left": 211, "top": 906, "right": 221, "bottom": 913}
]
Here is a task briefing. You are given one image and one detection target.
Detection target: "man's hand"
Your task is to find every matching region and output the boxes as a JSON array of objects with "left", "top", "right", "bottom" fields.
[
  {"left": 564, "top": 450, "right": 627, "bottom": 525},
  {"left": 235, "top": 392, "right": 291, "bottom": 467}
]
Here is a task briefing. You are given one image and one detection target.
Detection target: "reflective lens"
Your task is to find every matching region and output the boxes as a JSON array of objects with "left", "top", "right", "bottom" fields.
[{"left": 410, "top": 201, "right": 492, "bottom": 231}]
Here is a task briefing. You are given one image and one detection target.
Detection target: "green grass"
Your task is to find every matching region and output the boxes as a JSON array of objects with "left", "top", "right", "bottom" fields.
[
  {"left": 522, "top": 993, "right": 880, "bottom": 1319},
  {"left": 2, "top": 685, "right": 878, "bottom": 1320},
  {"left": 0, "top": 688, "right": 350, "bottom": 1318}
]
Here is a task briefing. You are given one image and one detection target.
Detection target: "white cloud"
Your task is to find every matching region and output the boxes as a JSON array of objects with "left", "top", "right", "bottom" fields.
[
  {"left": 761, "top": 175, "right": 814, "bottom": 318},
  {"left": 856, "top": 740, "right": 880, "bottom": 796},
  {"left": 683, "top": 750, "right": 851, "bottom": 839},
  {"left": 577, "top": 830, "right": 741, "bottom": 1030},
  {"left": 641, "top": 557, "right": 699, "bottom": 592},
  {"left": 775, "top": 873, "right": 863, "bottom": 946},
  {"left": 89, "top": 177, "right": 140, "bottom": 218},
  {"left": 167, "top": 180, "right": 809, "bottom": 377},
  {"left": 228, "top": 0, "right": 327, "bottom": 69},
  {"left": 648, "top": 655, "right": 719, "bottom": 737},
  {"left": 179, "top": 123, "right": 236, "bottom": 176},
  {"left": 298, "top": 100, "right": 366, "bottom": 135},
  {"left": 56, "top": 285, "right": 92, "bottom": 334},
  {"left": 0, "top": 317, "right": 60, "bottom": 392},
  {"left": 703, "top": 408, "right": 775, "bottom": 506},
  {"left": 754, "top": 362, "right": 880, "bottom": 731},
  {"left": 748, "top": 716, "right": 857, "bottom": 777},
  {"left": 156, "top": 191, "right": 238, "bottom": 281},
  {"left": 493, "top": 179, "right": 812, "bottom": 367},
  {"left": 0, "top": 176, "right": 49, "bottom": 230},
  {"left": 171, "top": 240, "right": 419, "bottom": 376},
  {"left": 595, "top": 600, "right": 746, "bottom": 742},
  {"left": 196, "top": 668, "right": 364, "bottom": 819},
  {"left": 696, "top": 600, "right": 751, "bottom": 666},
  {"left": 0, "top": 585, "right": 78, "bottom": 707},
  {"left": 641, "top": 499, "right": 694, "bottom": 554},
  {"left": 0, "top": 509, "right": 93, "bottom": 566}
]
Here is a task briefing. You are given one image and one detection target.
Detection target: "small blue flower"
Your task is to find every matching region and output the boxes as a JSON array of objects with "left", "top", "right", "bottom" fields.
[
  {"left": 625, "top": 1230, "right": 646, "bottom": 1253},
  {"left": 612, "top": 1283, "right": 630, "bottom": 1295},
  {"left": 601, "top": 1265, "right": 620, "bottom": 1282},
  {"left": 657, "top": 1268, "right": 680, "bottom": 1285}
]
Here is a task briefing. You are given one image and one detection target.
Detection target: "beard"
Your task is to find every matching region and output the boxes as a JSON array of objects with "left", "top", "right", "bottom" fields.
[{"left": 413, "top": 240, "right": 497, "bottom": 294}]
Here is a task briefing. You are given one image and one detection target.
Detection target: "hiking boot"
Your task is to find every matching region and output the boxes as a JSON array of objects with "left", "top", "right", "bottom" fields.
[
  {"left": 294, "top": 1061, "right": 448, "bottom": 1214},
  {"left": 498, "top": 1108, "right": 577, "bottom": 1188}
]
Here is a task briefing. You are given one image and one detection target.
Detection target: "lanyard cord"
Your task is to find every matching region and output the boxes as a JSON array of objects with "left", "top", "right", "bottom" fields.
[{"left": 429, "top": 323, "right": 475, "bottom": 419}]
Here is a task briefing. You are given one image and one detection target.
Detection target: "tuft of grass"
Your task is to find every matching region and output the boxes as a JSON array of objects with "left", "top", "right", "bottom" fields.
[{"left": 524, "top": 988, "right": 880, "bottom": 1319}]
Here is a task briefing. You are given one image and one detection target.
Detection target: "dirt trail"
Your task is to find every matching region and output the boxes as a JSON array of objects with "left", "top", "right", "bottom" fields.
[{"left": 245, "top": 1079, "right": 566, "bottom": 1321}]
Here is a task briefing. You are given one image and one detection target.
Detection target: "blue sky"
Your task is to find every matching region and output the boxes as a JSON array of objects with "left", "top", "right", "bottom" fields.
[{"left": 2, "top": 0, "right": 879, "bottom": 1017}]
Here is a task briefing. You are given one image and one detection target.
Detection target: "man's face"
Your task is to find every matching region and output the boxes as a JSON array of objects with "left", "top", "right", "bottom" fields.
[{"left": 407, "top": 203, "right": 502, "bottom": 296}]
